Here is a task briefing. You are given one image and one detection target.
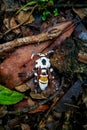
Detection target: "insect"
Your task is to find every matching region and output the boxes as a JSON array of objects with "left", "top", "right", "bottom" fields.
[{"left": 31, "top": 50, "right": 58, "bottom": 92}]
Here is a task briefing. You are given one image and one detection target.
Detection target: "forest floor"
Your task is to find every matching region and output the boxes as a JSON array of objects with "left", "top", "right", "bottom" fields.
[{"left": 0, "top": 0, "right": 87, "bottom": 130}]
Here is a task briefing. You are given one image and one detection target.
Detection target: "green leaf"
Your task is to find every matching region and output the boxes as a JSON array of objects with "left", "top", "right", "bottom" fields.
[
  {"left": 39, "top": 0, "right": 48, "bottom": 2},
  {"left": 42, "top": 10, "right": 50, "bottom": 21},
  {"left": 0, "top": 85, "right": 24, "bottom": 105},
  {"left": 53, "top": 8, "right": 58, "bottom": 16},
  {"left": 42, "top": 15, "right": 46, "bottom": 21}
]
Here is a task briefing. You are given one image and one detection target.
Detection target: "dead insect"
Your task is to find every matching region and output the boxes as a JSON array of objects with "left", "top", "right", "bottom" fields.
[{"left": 31, "top": 50, "right": 58, "bottom": 92}]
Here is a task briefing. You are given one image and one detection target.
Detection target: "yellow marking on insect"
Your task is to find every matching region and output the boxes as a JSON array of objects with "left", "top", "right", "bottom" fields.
[{"left": 39, "top": 76, "right": 48, "bottom": 83}]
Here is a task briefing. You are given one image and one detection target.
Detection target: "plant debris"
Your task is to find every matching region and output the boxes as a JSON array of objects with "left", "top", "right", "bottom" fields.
[{"left": 0, "top": 0, "right": 87, "bottom": 130}]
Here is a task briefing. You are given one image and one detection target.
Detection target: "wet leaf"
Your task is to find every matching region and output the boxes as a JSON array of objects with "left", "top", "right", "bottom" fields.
[
  {"left": 30, "top": 92, "right": 47, "bottom": 99},
  {"left": 29, "top": 104, "right": 49, "bottom": 113},
  {"left": 0, "top": 85, "right": 24, "bottom": 105},
  {"left": 54, "top": 80, "right": 83, "bottom": 112}
]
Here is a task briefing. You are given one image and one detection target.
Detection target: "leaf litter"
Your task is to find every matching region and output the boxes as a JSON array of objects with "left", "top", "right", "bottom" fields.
[{"left": 0, "top": 0, "right": 87, "bottom": 129}]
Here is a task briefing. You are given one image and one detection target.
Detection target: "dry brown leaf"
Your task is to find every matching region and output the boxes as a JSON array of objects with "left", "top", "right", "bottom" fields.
[
  {"left": 15, "top": 84, "right": 30, "bottom": 92},
  {"left": 3, "top": 17, "right": 21, "bottom": 34},
  {"left": 30, "top": 92, "right": 47, "bottom": 99},
  {"left": 21, "top": 123, "right": 31, "bottom": 130},
  {"left": 16, "top": 11, "right": 34, "bottom": 25},
  {"left": 73, "top": 8, "right": 87, "bottom": 19},
  {"left": 27, "top": 97, "right": 35, "bottom": 106},
  {"left": 28, "top": 105, "right": 49, "bottom": 114},
  {"left": 15, "top": 79, "right": 35, "bottom": 92},
  {"left": 78, "top": 52, "right": 87, "bottom": 64}
]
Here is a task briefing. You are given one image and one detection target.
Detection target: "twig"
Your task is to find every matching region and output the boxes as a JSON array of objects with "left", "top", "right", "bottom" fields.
[
  {"left": 39, "top": 77, "right": 65, "bottom": 127},
  {"left": 2, "top": 4, "right": 38, "bottom": 36},
  {"left": 0, "top": 21, "right": 75, "bottom": 55},
  {"left": 64, "top": 103, "right": 80, "bottom": 108},
  {"left": 39, "top": 96, "right": 60, "bottom": 127}
]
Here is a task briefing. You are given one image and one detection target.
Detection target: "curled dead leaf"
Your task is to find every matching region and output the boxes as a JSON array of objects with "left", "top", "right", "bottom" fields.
[
  {"left": 16, "top": 11, "right": 34, "bottom": 25},
  {"left": 3, "top": 17, "right": 21, "bottom": 34},
  {"left": 15, "top": 83, "right": 30, "bottom": 92},
  {"left": 30, "top": 92, "right": 47, "bottom": 99}
]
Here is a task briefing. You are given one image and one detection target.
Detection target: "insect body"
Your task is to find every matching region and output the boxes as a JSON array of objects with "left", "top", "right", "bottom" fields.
[{"left": 31, "top": 51, "right": 54, "bottom": 91}]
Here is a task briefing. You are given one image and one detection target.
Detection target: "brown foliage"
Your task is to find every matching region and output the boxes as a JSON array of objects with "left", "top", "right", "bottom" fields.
[{"left": 0, "top": 21, "right": 75, "bottom": 89}]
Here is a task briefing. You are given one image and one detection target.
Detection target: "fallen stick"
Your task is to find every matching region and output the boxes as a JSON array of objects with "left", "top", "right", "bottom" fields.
[{"left": 0, "top": 21, "right": 74, "bottom": 55}]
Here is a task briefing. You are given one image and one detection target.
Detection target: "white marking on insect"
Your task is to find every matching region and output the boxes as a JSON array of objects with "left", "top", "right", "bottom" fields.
[
  {"left": 50, "top": 68, "right": 53, "bottom": 72},
  {"left": 34, "top": 72, "right": 38, "bottom": 76},
  {"left": 31, "top": 51, "right": 54, "bottom": 91},
  {"left": 34, "top": 79, "right": 38, "bottom": 83},
  {"left": 39, "top": 81, "right": 48, "bottom": 91}
]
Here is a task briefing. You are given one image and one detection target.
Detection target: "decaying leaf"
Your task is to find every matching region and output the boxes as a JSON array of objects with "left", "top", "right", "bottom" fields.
[
  {"left": 28, "top": 104, "right": 49, "bottom": 114},
  {"left": 74, "top": 21, "right": 87, "bottom": 43},
  {"left": 30, "top": 92, "right": 47, "bottom": 99},
  {"left": 14, "top": 98, "right": 49, "bottom": 113},
  {"left": 0, "top": 85, "right": 24, "bottom": 105},
  {"left": 7, "top": 118, "right": 20, "bottom": 129},
  {"left": 0, "top": 106, "right": 8, "bottom": 118},
  {"left": 73, "top": 8, "right": 87, "bottom": 19},
  {"left": 0, "top": 41, "right": 51, "bottom": 89},
  {"left": 78, "top": 52, "right": 87, "bottom": 64},
  {"left": 10, "top": 17, "right": 21, "bottom": 34},
  {"left": 15, "top": 83, "right": 31, "bottom": 92},
  {"left": 54, "top": 80, "right": 83, "bottom": 112},
  {"left": 0, "top": 21, "right": 75, "bottom": 89},
  {"left": 14, "top": 99, "right": 29, "bottom": 110},
  {"left": 16, "top": 11, "right": 35, "bottom": 25},
  {"left": 21, "top": 123, "right": 30, "bottom": 130},
  {"left": 14, "top": 98, "right": 36, "bottom": 111},
  {"left": 3, "top": 17, "right": 21, "bottom": 35}
]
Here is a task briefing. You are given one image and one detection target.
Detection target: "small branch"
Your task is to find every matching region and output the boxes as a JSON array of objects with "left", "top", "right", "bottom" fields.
[
  {"left": 0, "top": 21, "right": 75, "bottom": 55},
  {"left": 64, "top": 103, "right": 80, "bottom": 108},
  {"left": 2, "top": 4, "right": 38, "bottom": 36}
]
